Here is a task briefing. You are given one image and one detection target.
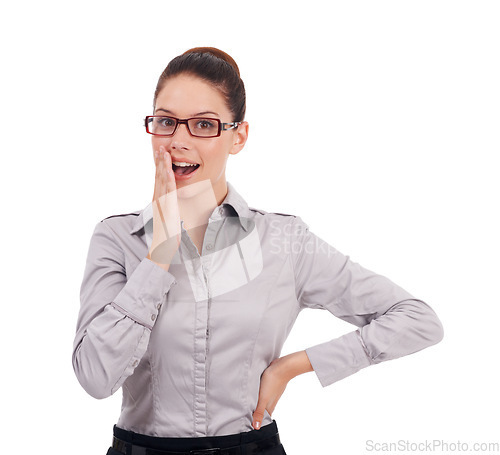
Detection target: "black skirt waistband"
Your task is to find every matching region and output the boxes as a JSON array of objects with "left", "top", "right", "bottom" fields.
[{"left": 113, "top": 420, "right": 280, "bottom": 452}]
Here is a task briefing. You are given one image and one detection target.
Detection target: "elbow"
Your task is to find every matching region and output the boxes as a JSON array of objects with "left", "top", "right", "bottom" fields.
[
  {"left": 80, "top": 379, "right": 114, "bottom": 400},
  {"left": 73, "top": 365, "right": 114, "bottom": 400},
  {"left": 427, "top": 309, "right": 444, "bottom": 347},
  {"left": 364, "top": 299, "right": 444, "bottom": 363},
  {"left": 82, "top": 385, "right": 113, "bottom": 400},
  {"left": 407, "top": 298, "right": 444, "bottom": 349},
  {"left": 72, "top": 349, "right": 114, "bottom": 400}
]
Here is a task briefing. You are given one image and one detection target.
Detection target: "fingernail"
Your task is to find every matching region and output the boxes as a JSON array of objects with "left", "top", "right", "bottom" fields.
[{"left": 255, "top": 421, "right": 260, "bottom": 429}]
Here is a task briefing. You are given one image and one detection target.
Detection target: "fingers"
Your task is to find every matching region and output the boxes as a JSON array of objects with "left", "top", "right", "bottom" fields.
[
  {"left": 148, "top": 145, "right": 181, "bottom": 265},
  {"left": 153, "top": 145, "right": 167, "bottom": 230},
  {"left": 156, "top": 146, "right": 181, "bottom": 239},
  {"left": 153, "top": 145, "right": 178, "bottom": 225},
  {"left": 153, "top": 145, "right": 175, "bottom": 202},
  {"left": 252, "top": 403, "right": 266, "bottom": 430},
  {"left": 252, "top": 398, "right": 278, "bottom": 430},
  {"left": 252, "top": 363, "right": 289, "bottom": 431},
  {"left": 162, "top": 146, "right": 177, "bottom": 195},
  {"left": 153, "top": 147, "right": 160, "bottom": 202}
]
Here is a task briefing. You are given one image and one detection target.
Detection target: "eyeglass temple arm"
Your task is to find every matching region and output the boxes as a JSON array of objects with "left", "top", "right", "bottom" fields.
[{"left": 222, "top": 122, "right": 242, "bottom": 131}]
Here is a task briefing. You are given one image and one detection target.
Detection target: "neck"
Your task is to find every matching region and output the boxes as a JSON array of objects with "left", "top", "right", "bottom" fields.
[{"left": 177, "top": 179, "right": 228, "bottom": 230}]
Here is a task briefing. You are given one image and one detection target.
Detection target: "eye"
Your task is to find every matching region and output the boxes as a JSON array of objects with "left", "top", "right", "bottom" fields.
[
  {"left": 195, "top": 119, "right": 216, "bottom": 130},
  {"left": 158, "top": 117, "right": 176, "bottom": 127}
]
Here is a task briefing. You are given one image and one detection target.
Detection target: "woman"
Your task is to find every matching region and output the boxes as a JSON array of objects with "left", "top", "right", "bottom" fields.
[{"left": 73, "top": 47, "right": 444, "bottom": 455}]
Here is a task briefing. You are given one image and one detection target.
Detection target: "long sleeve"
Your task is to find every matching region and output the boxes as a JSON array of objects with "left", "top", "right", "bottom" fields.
[
  {"left": 290, "top": 216, "right": 444, "bottom": 388},
  {"left": 72, "top": 220, "right": 177, "bottom": 399}
]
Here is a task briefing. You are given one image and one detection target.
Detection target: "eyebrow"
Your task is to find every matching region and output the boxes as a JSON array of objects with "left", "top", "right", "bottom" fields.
[{"left": 154, "top": 108, "right": 220, "bottom": 117}]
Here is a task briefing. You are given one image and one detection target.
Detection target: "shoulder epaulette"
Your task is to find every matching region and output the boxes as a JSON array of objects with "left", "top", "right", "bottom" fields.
[
  {"left": 247, "top": 207, "right": 268, "bottom": 215},
  {"left": 248, "top": 207, "right": 297, "bottom": 218},
  {"left": 100, "top": 212, "right": 140, "bottom": 222}
]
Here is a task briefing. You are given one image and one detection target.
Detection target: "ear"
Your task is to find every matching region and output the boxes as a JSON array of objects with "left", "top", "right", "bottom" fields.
[{"left": 229, "top": 121, "right": 249, "bottom": 156}]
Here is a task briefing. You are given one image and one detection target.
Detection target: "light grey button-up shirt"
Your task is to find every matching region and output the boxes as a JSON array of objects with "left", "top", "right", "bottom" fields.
[{"left": 73, "top": 181, "right": 443, "bottom": 437}]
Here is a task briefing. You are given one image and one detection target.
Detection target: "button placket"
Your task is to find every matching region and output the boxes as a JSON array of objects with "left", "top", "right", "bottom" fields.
[
  {"left": 203, "top": 224, "right": 217, "bottom": 256},
  {"left": 193, "top": 220, "right": 222, "bottom": 435},
  {"left": 193, "top": 292, "right": 209, "bottom": 435}
]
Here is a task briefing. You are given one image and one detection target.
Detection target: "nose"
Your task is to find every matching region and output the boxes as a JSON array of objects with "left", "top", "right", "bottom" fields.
[{"left": 170, "top": 122, "right": 192, "bottom": 150}]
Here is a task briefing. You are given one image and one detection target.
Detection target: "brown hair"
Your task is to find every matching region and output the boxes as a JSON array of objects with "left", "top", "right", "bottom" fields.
[{"left": 153, "top": 47, "right": 246, "bottom": 122}]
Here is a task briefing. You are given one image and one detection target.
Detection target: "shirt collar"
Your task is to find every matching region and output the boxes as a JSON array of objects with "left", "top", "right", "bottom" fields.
[{"left": 129, "top": 181, "right": 251, "bottom": 235}]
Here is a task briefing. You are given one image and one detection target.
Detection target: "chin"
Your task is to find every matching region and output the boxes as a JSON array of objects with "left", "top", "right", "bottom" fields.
[{"left": 176, "top": 178, "right": 214, "bottom": 199}]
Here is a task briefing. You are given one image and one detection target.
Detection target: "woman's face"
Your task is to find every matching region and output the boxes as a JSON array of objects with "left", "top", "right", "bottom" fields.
[{"left": 152, "top": 74, "right": 248, "bottom": 202}]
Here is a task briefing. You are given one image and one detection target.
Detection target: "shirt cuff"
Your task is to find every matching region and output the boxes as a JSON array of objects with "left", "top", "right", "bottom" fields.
[
  {"left": 111, "top": 257, "right": 177, "bottom": 330},
  {"left": 305, "top": 330, "right": 374, "bottom": 388}
]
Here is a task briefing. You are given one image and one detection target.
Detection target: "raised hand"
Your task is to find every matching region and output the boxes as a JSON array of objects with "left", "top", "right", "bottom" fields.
[{"left": 146, "top": 145, "right": 181, "bottom": 271}]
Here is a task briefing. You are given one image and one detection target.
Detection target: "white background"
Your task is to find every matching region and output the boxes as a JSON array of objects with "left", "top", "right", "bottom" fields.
[{"left": 1, "top": 1, "right": 499, "bottom": 454}]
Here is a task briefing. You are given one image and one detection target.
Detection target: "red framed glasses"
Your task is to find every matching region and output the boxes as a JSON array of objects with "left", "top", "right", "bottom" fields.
[{"left": 145, "top": 116, "right": 242, "bottom": 138}]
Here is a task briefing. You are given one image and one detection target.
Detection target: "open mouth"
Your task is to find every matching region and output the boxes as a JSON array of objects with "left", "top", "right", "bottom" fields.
[{"left": 172, "top": 163, "right": 200, "bottom": 176}]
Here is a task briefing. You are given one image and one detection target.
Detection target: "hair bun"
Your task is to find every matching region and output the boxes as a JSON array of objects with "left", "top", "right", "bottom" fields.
[
  {"left": 183, "top": 47, "right": 240, "bottom": 77},
  {"left": 154, "top": 47, "right": 246, "bottom": 121}
]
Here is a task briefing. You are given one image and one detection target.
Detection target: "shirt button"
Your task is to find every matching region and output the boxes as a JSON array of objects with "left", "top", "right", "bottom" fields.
[
  {"left": 206, "top": 244, "right": 213, "bottom": 250},
  {"left": 156, "top": 303, "right": 162, "bottom": 310},
  {"left": 219, "top": 207, "right": 224, "bottom": 216},
  {"left": 151, "top": 314, "right": 157, "bottom": 321},
  {"left": 132, "top": 360, "right": 139, "bottom": 367}
]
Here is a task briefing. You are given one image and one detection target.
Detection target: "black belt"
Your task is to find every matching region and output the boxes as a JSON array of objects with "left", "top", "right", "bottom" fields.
[{"left": 112, "top": 432, "right": 281, "bottom": 455}]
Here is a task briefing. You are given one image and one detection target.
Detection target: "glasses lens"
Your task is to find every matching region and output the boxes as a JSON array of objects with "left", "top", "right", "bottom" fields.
[
  {"left": 187, "top": 118, "right": 220, "bottom": 137},
  {"left": 148, "top": 116, "right": 177, "bottom": 135}
]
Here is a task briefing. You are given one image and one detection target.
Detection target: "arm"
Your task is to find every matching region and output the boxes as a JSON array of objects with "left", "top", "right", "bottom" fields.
[
  {"left": 291, "top": 216, "right": 444, "bottom": 387},
  {"left": 252, "top": 215, "right": 444, "bottom": 429},
  {"left": 72, "top": 220, "right": 177, "bottom": 399}
]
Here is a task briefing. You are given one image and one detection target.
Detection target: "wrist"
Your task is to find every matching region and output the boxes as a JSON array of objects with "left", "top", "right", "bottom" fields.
[
  {"left": 146, "top": 253, "right": 171, "bottom": 272},
  {"left": 278, "top": 350, "right": 314, "bottom": 382}
]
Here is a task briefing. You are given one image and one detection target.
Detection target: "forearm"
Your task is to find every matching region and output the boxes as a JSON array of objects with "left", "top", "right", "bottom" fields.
[
  {"left": 76, "top": 219, "right": 177, "bottom": 398},
  {"left": 73, "top": 308, "right": 152, "bottom": 399},
  {"left": 304, "top": 299, "right": 444, "bottom": 388}
]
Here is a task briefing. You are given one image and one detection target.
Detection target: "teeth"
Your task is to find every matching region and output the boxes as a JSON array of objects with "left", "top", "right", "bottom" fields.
[{"left": 172, "top": 161, "right": 198, "bottom": 167}]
